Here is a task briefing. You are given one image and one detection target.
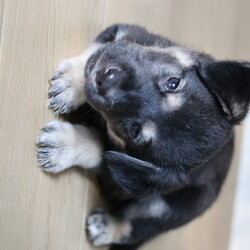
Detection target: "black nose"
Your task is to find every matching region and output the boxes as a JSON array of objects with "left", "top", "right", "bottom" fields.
[{"left": 95, "top": 67, "right": 127, "bottom": 95}]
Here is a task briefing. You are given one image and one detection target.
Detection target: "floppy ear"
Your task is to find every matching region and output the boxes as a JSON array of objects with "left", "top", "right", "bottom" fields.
[{"left": 198, "top": 60, "right": 250, "bottom": 124}]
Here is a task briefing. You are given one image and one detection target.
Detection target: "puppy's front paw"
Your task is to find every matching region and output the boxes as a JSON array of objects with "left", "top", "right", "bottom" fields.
[
  {"left": 37, "top": 121, "right": 103, "bottom": 173},
  {"left": 37, "top": 121, "right": 76, "bottom": 173},
  {"left": 48, "top": 56, "right": 86, "bottom": 115},
  {"left": 86, "top": 208, "right": 115, "bottom": 247}
]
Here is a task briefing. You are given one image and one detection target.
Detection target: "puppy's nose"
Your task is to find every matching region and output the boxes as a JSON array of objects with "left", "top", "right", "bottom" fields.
[{"left": 95, "top": 67, "right": 127, "bottom": 95}]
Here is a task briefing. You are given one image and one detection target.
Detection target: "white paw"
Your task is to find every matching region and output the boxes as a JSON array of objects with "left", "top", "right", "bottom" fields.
[
  {"left": 48, "top": 56, "right": 86, "bottom": 115},
  {"left": 37, "top": 121, "right": 104, "bottom": 173},
  {"left": 86, "top": 208, "right": 116, "bottom": 247}
]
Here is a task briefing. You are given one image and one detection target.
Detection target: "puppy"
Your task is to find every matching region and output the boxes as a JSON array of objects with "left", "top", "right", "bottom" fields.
[{"left": 37, "top": 24, "right": 250, "bottom": 250}]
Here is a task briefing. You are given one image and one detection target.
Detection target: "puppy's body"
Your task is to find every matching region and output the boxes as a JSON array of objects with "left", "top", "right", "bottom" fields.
[{"left": 37, "top": 24, "right": 250, "bottom": 250}]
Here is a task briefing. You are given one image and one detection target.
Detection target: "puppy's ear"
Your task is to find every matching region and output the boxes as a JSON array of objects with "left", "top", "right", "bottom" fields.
[{"left": 198, "top": 60, "right": 250, "bottom": 124}]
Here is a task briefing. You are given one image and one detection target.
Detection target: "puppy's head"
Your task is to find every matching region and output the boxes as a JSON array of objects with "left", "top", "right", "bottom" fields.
[{"left": 84, "top": 42, "right": 250, "bottom": 167}]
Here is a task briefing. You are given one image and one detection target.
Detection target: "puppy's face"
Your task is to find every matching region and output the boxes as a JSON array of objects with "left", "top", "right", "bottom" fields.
[{"left": 84, "top": 42, "right": 235, "bottom": 166}]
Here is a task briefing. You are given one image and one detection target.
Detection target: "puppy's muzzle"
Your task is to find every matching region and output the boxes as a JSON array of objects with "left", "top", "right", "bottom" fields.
[{"left": 95, "top": 67, "right": 128, "bottom": 96}]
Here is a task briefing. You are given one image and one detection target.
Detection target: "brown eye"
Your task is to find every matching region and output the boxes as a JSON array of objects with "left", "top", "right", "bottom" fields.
[{"left": 165, "top": 77, "right": 180, "bottom": 91}]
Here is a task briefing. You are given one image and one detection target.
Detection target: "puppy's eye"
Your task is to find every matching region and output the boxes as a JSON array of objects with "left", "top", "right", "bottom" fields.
[
  {"left": 128, "top": 124, "right": 140, "bottom": 139},
  {"left": 165, "top": 77, "right": 180, "bottom": 91}
]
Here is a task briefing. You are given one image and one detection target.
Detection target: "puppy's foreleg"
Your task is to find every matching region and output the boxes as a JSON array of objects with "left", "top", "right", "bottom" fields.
[
  {"left": 87, "top": 185, "right": 216, "bottom": 249},
  {"left": 103, "top": 151, "right": 188, "bottom": 198},
  {"left": 37, "top": 121, "right": 104, "bottom": 173},
  {"left": 86, "top": 208, "right": 132, "bottom": 247},
  {"left": 48, "top": 43, "right": 102, "bottom": 115}
]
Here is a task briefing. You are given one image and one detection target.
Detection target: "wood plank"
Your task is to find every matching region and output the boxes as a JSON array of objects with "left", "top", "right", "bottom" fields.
[{"left": 0, "top": 0, "right": 106, "bottom": 249}]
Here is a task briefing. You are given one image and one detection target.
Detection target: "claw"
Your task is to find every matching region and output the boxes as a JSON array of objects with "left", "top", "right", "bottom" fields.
[{"left": 48, "top": 84, "right": 67, "bottom": 96}]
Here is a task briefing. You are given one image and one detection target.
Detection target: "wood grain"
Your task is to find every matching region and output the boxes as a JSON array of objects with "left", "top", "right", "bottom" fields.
[
  {"left": 0, "top": 0, "right": 250, "bottom": 249},
  {"left": 0, "top": 1, "right": 106, "bottom": 250}
]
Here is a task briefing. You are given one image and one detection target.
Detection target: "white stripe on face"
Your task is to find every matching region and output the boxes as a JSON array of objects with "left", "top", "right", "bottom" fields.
[
  {"left": 162, "top": 93, "right": 184, "bottom": 112},
  {"left": 141, "top": 121, "right": 157, "bottom": 142},
  {"left": 107, "top": 122, "right": 126, "bottom": 148}
]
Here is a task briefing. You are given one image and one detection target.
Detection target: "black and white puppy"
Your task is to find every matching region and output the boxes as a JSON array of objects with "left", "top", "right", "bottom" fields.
[{"left": 37, "top": 24, "right": 250, "bottom": 250}]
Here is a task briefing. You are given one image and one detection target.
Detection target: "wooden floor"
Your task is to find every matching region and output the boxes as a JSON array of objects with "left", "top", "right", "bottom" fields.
[{"left": 1, "top": 0, "right": 250, "bottom": 249}]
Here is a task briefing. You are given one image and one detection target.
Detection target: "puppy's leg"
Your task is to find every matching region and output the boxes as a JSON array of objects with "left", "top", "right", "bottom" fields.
[
  {"left": 86, "top": 197, "right": 169, "bottom": 248},
  {"left": 48, "top": 43, "right": 102, "bottom": 115},
  {"left": 86, "top": 208, "right": 132, "bottom": 247},
  {"left": 87, "top": 185, "right": 216, "bottom": 249},
  {"left": 116, "top": 186, "right": 216, "bottom": 249},
  {"left": 37, "top": 121, "right": 103, "bottom": 173}
]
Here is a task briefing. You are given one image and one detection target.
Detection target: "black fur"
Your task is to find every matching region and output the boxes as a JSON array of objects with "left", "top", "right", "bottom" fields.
[
  {"left": 198, "top": 61, "right": 250, "bottom": 123},
  {"left": 65, "top": 24, "right": 250, "bottom": 249}
]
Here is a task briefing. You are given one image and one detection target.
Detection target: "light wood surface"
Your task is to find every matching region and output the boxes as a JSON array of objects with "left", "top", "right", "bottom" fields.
[{"left": 0, "top": 1, "right": 250, "bottom": 250}]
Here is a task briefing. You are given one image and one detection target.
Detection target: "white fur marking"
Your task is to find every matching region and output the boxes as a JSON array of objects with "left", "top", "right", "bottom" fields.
[
  {"left": 49, "top": 43, "right": 103, "bottom": 114},
  {"left": 143, "top": 46, "right": 194, "bottom": 67},
  {"left": 115, "top": 30, "right": 127, "bottom": 41},
  {"left": 37, "top": 121, "right": 104, "bottom": 173},
  {"left": 147, "top": 198, "right": 170, "bottom": 218},
  {"left": 162, "top": 94, "right": 184, "bottom": 112},
  {"left": 171, "top": 48, "right": 194, "bottom": 67},
  {"left": 125, "top": 197, "right": 170, "bottom": 219},
  {"left": 142, "top": 121, "right": 157, "bottom": 142},
  {"left": 107, "top": 123, "right": 126, "bottom": 148}
]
